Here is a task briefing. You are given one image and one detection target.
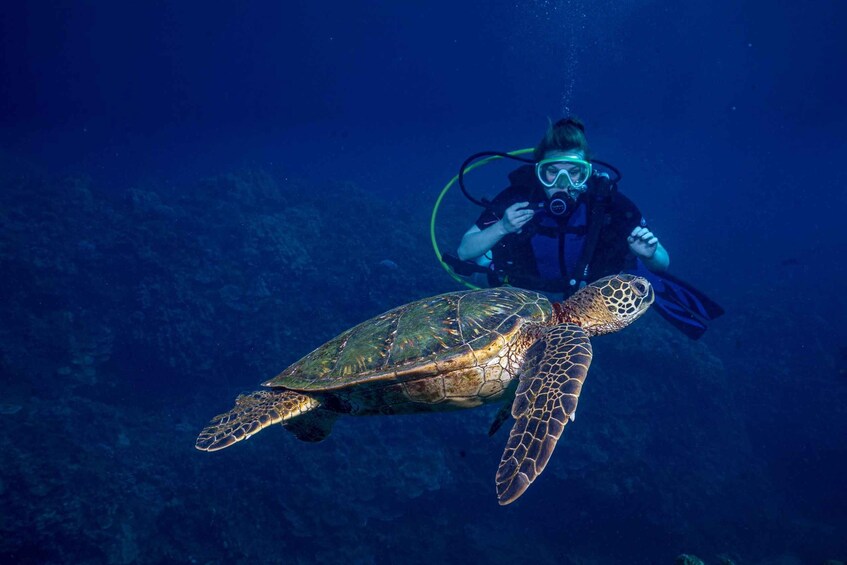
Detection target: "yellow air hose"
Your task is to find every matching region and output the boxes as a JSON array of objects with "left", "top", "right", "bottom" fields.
[{"left": 429, "top": 148, "right": 534, "bottom": 290}]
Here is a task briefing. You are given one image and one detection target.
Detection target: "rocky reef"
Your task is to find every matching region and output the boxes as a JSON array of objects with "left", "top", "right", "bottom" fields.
[{"left": 0, "top": 168, "right": 844, "bottom": 564}]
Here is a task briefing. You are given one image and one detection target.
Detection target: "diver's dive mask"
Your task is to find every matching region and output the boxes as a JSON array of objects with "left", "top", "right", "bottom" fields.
[{"left": 535, "top": 156, "right": 592, "bottom": 190}]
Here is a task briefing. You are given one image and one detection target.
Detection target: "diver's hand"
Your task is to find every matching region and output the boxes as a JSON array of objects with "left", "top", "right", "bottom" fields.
[
  {"left": 628, "top": 226, "right": 659, "bottom": 258},
  {"left": 498, "top": 202, "right": 534, "bottom": 235}
]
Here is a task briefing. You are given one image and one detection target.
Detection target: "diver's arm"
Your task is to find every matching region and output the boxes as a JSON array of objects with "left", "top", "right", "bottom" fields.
[
  {"left": 457, "top": 224, "right": 507, "bottom": 261},
  {"left": 457, "top": 202, "right": 534, "bottom": 261},
  {"left": 642, "top": 242, "right": 670, "bottom": 271}
]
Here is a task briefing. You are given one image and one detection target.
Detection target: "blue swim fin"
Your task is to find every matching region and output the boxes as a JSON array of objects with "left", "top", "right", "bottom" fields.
[{"left": 632, "top": 260, "right": 724, "bottom": 340}]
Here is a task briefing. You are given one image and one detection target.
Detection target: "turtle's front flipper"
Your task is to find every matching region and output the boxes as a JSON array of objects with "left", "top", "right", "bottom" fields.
[
  {"left": 196, "top": 390, "right": 320, "bottom": 451},
  {"left": 496, "top": 324, "right": 592, "bottom": 505}
]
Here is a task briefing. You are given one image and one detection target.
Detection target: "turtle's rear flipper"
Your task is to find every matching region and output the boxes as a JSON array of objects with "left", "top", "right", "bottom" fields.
[
  {"left": 283, "top": 409, "right": 338, "bottom": 442},
  {"left": 496, "top": 324, "right": 592, "bottom": 505},
  {"left": 487, "top": 402, "right": 511, "bottom": 437},
  {"left": 196, "top": 390, "right": 320, "bottom": 451}
]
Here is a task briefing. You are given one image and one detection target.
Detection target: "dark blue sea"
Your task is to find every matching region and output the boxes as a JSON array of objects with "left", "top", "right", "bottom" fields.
[{"left": 1, "top": 1, "right": 845, "bottom": 563}]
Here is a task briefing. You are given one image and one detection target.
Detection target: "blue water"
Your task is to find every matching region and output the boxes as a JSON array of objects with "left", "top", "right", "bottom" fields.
[{"left": 1, "top": 1, "right": 845, "bottom": 563}]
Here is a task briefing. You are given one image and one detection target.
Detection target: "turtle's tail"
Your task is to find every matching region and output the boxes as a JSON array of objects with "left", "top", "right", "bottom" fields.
[{"left": 195, "top": 389, "right": 320, "bottom": 452}]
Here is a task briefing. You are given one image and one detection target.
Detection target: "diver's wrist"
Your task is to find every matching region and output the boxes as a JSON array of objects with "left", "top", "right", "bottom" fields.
[
  {"left": 493, "top": 220, "right": 510, "bottom": 237},
  {"left": 642, "top": 245, "right": 670, "bottom": 271}
]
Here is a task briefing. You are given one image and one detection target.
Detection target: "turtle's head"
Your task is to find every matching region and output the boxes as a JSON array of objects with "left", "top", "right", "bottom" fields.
[{"left": 556, "top": 274, "right": 654, "bottom": 336}]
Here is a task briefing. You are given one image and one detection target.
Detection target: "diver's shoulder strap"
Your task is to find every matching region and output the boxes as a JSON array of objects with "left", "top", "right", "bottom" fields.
[{"left": 571, "top": 176, "right": 616, "bottom": 286}]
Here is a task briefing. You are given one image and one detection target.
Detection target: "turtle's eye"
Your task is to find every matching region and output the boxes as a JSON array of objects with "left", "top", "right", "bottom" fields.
[{"left": 631, "top": 280, "right": 648, "bottom": 297}]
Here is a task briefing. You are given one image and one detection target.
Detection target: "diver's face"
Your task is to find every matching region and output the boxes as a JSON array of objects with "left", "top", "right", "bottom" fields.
[{"left": 541, "top": 150, "right": 586, "bottom": 198}]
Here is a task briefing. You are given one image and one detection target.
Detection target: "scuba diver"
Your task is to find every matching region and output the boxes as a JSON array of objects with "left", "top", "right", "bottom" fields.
[{"left": 446, "top": 117, "right": 723, "bottom": 339}]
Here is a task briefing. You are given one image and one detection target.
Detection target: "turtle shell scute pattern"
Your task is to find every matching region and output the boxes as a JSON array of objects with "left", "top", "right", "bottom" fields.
[{"left": 264, "top": 288, "right": 552, "bottom": 391}]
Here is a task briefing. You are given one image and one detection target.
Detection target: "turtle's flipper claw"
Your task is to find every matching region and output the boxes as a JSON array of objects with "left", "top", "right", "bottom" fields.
[
  {"left": 495, "top": 324, "right": 592, "bottom": 505},
  {"left": 196, "top": 390, "right": 320, "bottom": 451}
]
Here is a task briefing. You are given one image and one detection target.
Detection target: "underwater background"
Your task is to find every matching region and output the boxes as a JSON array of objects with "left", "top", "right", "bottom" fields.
[{"left": 1, "top": 1, "right": 845, "bottom": 563}]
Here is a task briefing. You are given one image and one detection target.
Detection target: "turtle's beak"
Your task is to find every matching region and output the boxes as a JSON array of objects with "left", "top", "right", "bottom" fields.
[{"left": 644, "top": 283, "right": 655, "bottom": 307}]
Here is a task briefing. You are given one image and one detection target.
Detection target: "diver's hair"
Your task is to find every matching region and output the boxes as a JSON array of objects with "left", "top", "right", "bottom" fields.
[{"left": 533, "top": 116, "right": 591, "bottom": 161}]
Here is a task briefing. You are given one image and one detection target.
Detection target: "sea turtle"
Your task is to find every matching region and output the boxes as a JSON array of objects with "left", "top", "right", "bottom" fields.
[{"left": 196, "top": 274, "right": 653, "bottom": 505}]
